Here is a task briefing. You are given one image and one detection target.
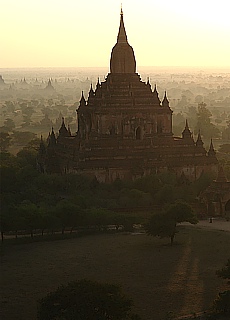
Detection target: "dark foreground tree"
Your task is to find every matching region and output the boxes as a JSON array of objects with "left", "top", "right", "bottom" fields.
[
  {"left": 37, "top": 279, "right": 141, "bottom": 320},
  {"left": 213, "top": 259, "right": 230, "bottom": 315},
  {"left": 146, "top": 200, "right": 198, "bottom": 245},
  {"left": 216, "top": 259, "right": 230, "bottom": 279}
]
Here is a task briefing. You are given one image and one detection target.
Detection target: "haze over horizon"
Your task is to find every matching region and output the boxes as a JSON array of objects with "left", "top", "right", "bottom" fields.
[{"left": 2, "top": 0, "right": 230, "bottom": 69}]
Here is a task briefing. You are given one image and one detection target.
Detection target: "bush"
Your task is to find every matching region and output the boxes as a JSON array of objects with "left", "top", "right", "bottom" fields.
[
  {"left": 37, "top": 279, "right": 141, "bottom": 320},
  {"left": 213, "top": 290, "right": 230, "bottom": 314}
]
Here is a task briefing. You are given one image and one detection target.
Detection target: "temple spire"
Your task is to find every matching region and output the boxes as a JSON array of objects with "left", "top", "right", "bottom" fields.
[
  {"left": 117, "top": 6, "right": 128, "bottom": 43},
  {"left": 152, "top": 84, "right": 161, "bottom": 105},
  {"left": 110, "top": 8, "right": 136, "bottom": 73},
  {"left": 48, "top": 127, "right": 56, "bottom": 146},
  {"left": 208, "top": 138, "right": 216, "bottom": 157},
  {"left": 80, "top": 91, "right": 86, "bottom": 106},
  {"left": 39, "top": 134, "right": 46, "bottom": 155},
  {"left": 162, "top": 91, "right": 169, "bottom": 107},
  {"left": 59, "top": 117, "right": 69, "bottom": 137},
  {"left": 182, "top": 119, "right": 193, "bottom": 142},
  {"left": 196, "top": 130, "right": 204, "bottom": 147},
  {"left": 185, "top": 119, "right": 189, "bottom": 129},
  {"left": 88, "top": 83, "right": 94, "bottom": 98},
  {"left": 96, "top": 78, "right": 100, "bottom": 89}
]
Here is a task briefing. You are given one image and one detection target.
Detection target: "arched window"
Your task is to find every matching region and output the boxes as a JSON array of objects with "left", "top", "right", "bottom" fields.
[
  {"left": 136, "top": 126, "right": 142, "bottom": 140},
  {"left": 157, "top": 121, "right": 162, "bottom": 133},
  {"left": 109, "top": 125, "right": 116, "bottom": 135},
  {"left": 225, "top": 199, "right": 230, "bottom": 212}
]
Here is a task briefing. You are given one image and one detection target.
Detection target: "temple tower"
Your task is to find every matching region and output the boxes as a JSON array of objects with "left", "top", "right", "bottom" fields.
[
  {"left": 40, "top": 9, "right": 219, "bottom": 182},
  {"left": 110, "top": 8, "right": 136, "bottom": 74}
]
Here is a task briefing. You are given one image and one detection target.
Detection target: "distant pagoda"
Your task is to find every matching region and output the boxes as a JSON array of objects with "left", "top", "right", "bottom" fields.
[{"left": 0, "top": 75, "right": 5, "bottom": 86}]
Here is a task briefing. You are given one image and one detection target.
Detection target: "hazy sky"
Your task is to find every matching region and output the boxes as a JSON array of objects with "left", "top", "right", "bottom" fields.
[{"left": 1, "top": 0, "right": 230, "bottom": 68}]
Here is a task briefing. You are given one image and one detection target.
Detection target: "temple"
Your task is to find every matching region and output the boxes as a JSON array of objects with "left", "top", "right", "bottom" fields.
[{"left": 38, "top": 9, "right": 218, "bottom": 182}]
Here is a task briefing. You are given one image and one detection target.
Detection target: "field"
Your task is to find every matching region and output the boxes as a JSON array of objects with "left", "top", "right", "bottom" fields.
[{"left": 1, "top": 226, "right": 230, "bottom": 320}]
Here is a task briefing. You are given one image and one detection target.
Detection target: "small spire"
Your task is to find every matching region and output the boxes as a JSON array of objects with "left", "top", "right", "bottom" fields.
[
  {"left": 59, "top": 117, "right": 69, "bottom": 137},
  {"left": 182, "top": 119, "right": 193, "bottom": 141},
  {"left": 208, "top": 138, "right": 216, "bottom": 156},
  {"left": 39, "top": 134, "right": 46, "bottom": 154},
  {"left": 162, "top": 91, "right": 169, "bottom": 107},
  {"left": 0, "top": 75, "right": 5, "bottom": 85},
  {"left": 89, "top": 83, "right": 95, "bottom": 98},
  {"left": 48, "top": 127, "right": 56, "bottom": 146},
  {"left": 80, "top": 91, "right": 86, "bottom": 106},
  {"left": 96, "top": 78, "right": 101, "bottom": 90},
  {"left": 152, "top": 84, "right": 161, "bottom": 105},
  {"left": 216, "top": 166, "right": 228, "bottom": 183},
  {"left": 196, "top": 130, "right": 204, "bottom": 147},
  {"left": 185, "top": 119, "right": 189, "bottom": 129},
  {"left": 45, "top": 78, "right": 54, "bottom": 91}
]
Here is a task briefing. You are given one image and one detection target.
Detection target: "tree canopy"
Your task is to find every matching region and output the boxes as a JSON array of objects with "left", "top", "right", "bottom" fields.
[
  {"left": 216, "top": 259, "right": 230, "bottom": 280},
  {"left": 213, "top": 259, "right": 230, "bottom": 315},
  {"left": 195, "top": 102, "right": 220, "bottom": 139},
  {"left": 145, "top": 201, "right": 198, "bottom": 245},
  {"left": 37, "top": 279, "right": 141, "bottom": 320}
]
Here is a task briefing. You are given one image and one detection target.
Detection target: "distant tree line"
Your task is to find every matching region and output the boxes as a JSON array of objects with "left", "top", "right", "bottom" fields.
[
  {"left": 0, "top": 146, "right": 213, "bottom": 242},
  {"left": 173, "top": 102, "right": 230, "bottom": 141}
]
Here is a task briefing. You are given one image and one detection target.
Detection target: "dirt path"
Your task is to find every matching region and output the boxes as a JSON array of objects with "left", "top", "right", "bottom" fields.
[{"left": 183, "top": 218, "right": 230, "bottom": 232}]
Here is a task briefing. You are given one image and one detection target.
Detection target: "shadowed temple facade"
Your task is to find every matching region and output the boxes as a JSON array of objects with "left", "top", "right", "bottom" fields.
[{"left": 38, "top": 10, "right": 218, "bottom": 182}]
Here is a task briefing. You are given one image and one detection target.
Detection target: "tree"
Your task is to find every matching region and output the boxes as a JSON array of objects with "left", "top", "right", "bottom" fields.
[
  {"left": 11, "top": 131, "right": 37, "bottom": 146},
  {"left": 0, "top": 131, "right": 12, "bottom": 151},
  {"left": 37, "top": 279, "right": 141, "bottom": 320},
  {"left": 0, "top": 205, "right": 15, "bottom": 242},
  {"left": 165, "top": 201, "right": 198, "bottom": 225},
  {"left": 213, "top": 259, "right": 230, "bottom": 315},
  {"left": 218, "top": 144, "right": 230, "bottom": 154},
  {"left": 154, "top": 184, "right": 174, "bottom": 205},
  {"left": 0, "top": 203, "right": 25, "bottom": 240},
  {"left": 146, "top": 201, "right": 198, "bottom": 245},
  {"left": 216, "top": 259, "right": 230, "bottom": 279},
  {"left": 145, "top": 212, "right": 177, "bottom": 245},
  {"left": 20, "top": 103, "right": 34, "bottom": 127},
  {"left": 17, "top": 200, "right": 39, "bottom": 238},
  {"left": 195, "top": 102, "right": 220, "bottom": 139},
  {"left": 118, "top": 188, "right": 152, "bottom": 208},
  {"left": 4, "top": 118, "right": 15, "bottom": 131},
  {"left": 25, "top": 138, "right": 41, "bottom": 151},
  {"left": 36, "top": 206, "right": 58, "bottom": 236},
  {"left": 55, "top": 200, "right": 82, "bottom": 234}
]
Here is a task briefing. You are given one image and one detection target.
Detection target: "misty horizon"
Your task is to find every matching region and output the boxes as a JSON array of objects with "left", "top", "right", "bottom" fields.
[{"left": 2, "top": 1, "right": 230, "bottom": 69}]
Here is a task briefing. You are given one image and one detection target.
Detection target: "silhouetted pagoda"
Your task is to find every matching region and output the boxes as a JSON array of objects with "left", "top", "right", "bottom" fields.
[{"left": 38, "top": 9, "right": 218, "bottom": 182}]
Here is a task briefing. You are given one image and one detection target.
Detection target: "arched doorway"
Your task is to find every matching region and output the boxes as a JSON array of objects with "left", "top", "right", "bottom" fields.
[
  {"left": 135, "top": 126, "right": 142, "bottom": 140},
  {"left": 225, "top": 199, "right": 230, "bottom": 218}
]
